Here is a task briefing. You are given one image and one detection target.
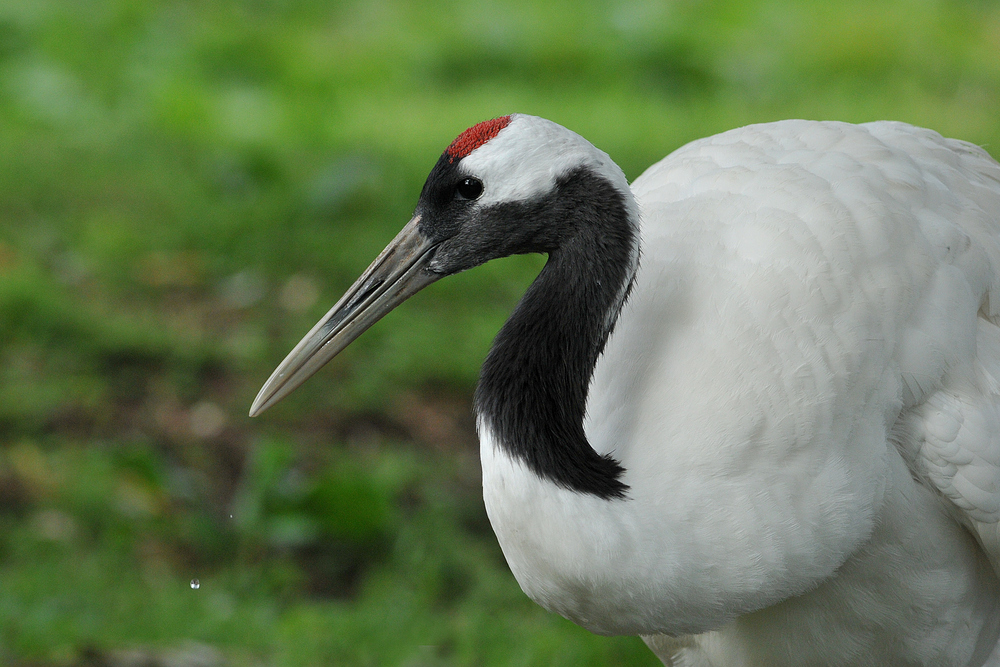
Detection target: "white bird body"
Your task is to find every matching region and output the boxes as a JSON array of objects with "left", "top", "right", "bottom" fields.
[{"left": 253, "top": 117, "right": 1000, "bottom": 666}]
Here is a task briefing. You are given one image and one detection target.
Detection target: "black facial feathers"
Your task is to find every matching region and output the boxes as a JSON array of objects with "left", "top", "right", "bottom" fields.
[
  {"left": 411, "top": 150, "right": 636, "bottom": 499},
  {"left": 468, "top": 167, "right": 636, "bottom": 499}
]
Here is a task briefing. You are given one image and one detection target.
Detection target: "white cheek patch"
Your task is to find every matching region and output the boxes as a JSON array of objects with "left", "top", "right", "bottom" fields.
[{"left": 460, "top": 114, "right": 636, "bottom": 215}]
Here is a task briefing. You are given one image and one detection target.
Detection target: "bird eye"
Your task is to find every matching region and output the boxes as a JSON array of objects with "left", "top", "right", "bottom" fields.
[{"left": 456, "top": 177, "right": 484, "bottom": 200}]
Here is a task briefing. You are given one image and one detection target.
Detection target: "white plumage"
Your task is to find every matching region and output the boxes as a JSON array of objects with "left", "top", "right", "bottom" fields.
[{"left": 253, "top": 117, "right": 1000, "bottom": 666}]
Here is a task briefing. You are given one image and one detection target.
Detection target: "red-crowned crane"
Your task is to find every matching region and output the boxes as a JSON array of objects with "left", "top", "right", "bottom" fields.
[{"left": 251, "top": 115, "right": 1000, "bottom": 666}]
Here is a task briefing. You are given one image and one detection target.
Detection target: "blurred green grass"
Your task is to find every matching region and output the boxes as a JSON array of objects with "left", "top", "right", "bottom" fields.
[{"left": 0, "top": 0, "right": 998, "bottom": 665}]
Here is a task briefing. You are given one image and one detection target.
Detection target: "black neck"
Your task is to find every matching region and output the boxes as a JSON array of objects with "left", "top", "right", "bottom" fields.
[{"left": 474, "top": 170, "right": 636, "bottom": 499}]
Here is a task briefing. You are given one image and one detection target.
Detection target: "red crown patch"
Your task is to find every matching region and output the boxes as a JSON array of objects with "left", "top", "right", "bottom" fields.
[{"left": 446, "top": 116, "right": 513, "bottom": 163}]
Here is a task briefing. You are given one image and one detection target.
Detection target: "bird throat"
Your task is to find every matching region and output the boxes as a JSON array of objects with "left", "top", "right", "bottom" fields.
[{"left": 474, "top": 170, "right": 638, "bottom": 499}]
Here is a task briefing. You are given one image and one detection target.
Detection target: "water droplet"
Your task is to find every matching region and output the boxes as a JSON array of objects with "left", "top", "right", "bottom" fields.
[{"left": 190, "top": 579, "right": 200, "bottom": 589}]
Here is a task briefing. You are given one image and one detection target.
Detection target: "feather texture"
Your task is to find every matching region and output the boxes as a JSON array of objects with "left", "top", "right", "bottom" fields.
[
  {"left": 253, "top": 116, "right": 1000, "bottom": 666},
  {"left": 484, "top": 120, "right": 1000, "bottom": 665}
]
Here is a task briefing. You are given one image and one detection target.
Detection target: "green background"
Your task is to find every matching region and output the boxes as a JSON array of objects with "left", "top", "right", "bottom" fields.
[{"left": 1, "top": 0, "right": 998, "bottom": 665}]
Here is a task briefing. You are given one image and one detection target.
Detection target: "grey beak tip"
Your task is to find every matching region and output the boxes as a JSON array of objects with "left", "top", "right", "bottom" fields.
[
  {"left": 249, "top": 394, "right": 274, "bottom": 418},
  {"left": 248, "top": 389, "right": 271, "bottom": 418},
  {"left": 248, "top": 216, "right": 435, "bottom": 419}
]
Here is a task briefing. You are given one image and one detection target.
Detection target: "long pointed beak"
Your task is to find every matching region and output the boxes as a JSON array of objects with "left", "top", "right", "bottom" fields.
[{"left": 249, "top": 216, "right": 439, "bottom": 417}]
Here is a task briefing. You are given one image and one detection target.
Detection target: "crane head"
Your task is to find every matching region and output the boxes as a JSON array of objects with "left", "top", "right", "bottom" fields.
[{"left": 249, "top": 114, "right": 632, "bottom": 416}]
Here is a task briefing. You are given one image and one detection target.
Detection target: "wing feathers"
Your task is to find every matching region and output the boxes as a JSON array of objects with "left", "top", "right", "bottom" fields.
[{"left": 905, "top": 321, "right": 1000, "bottom": 569}]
